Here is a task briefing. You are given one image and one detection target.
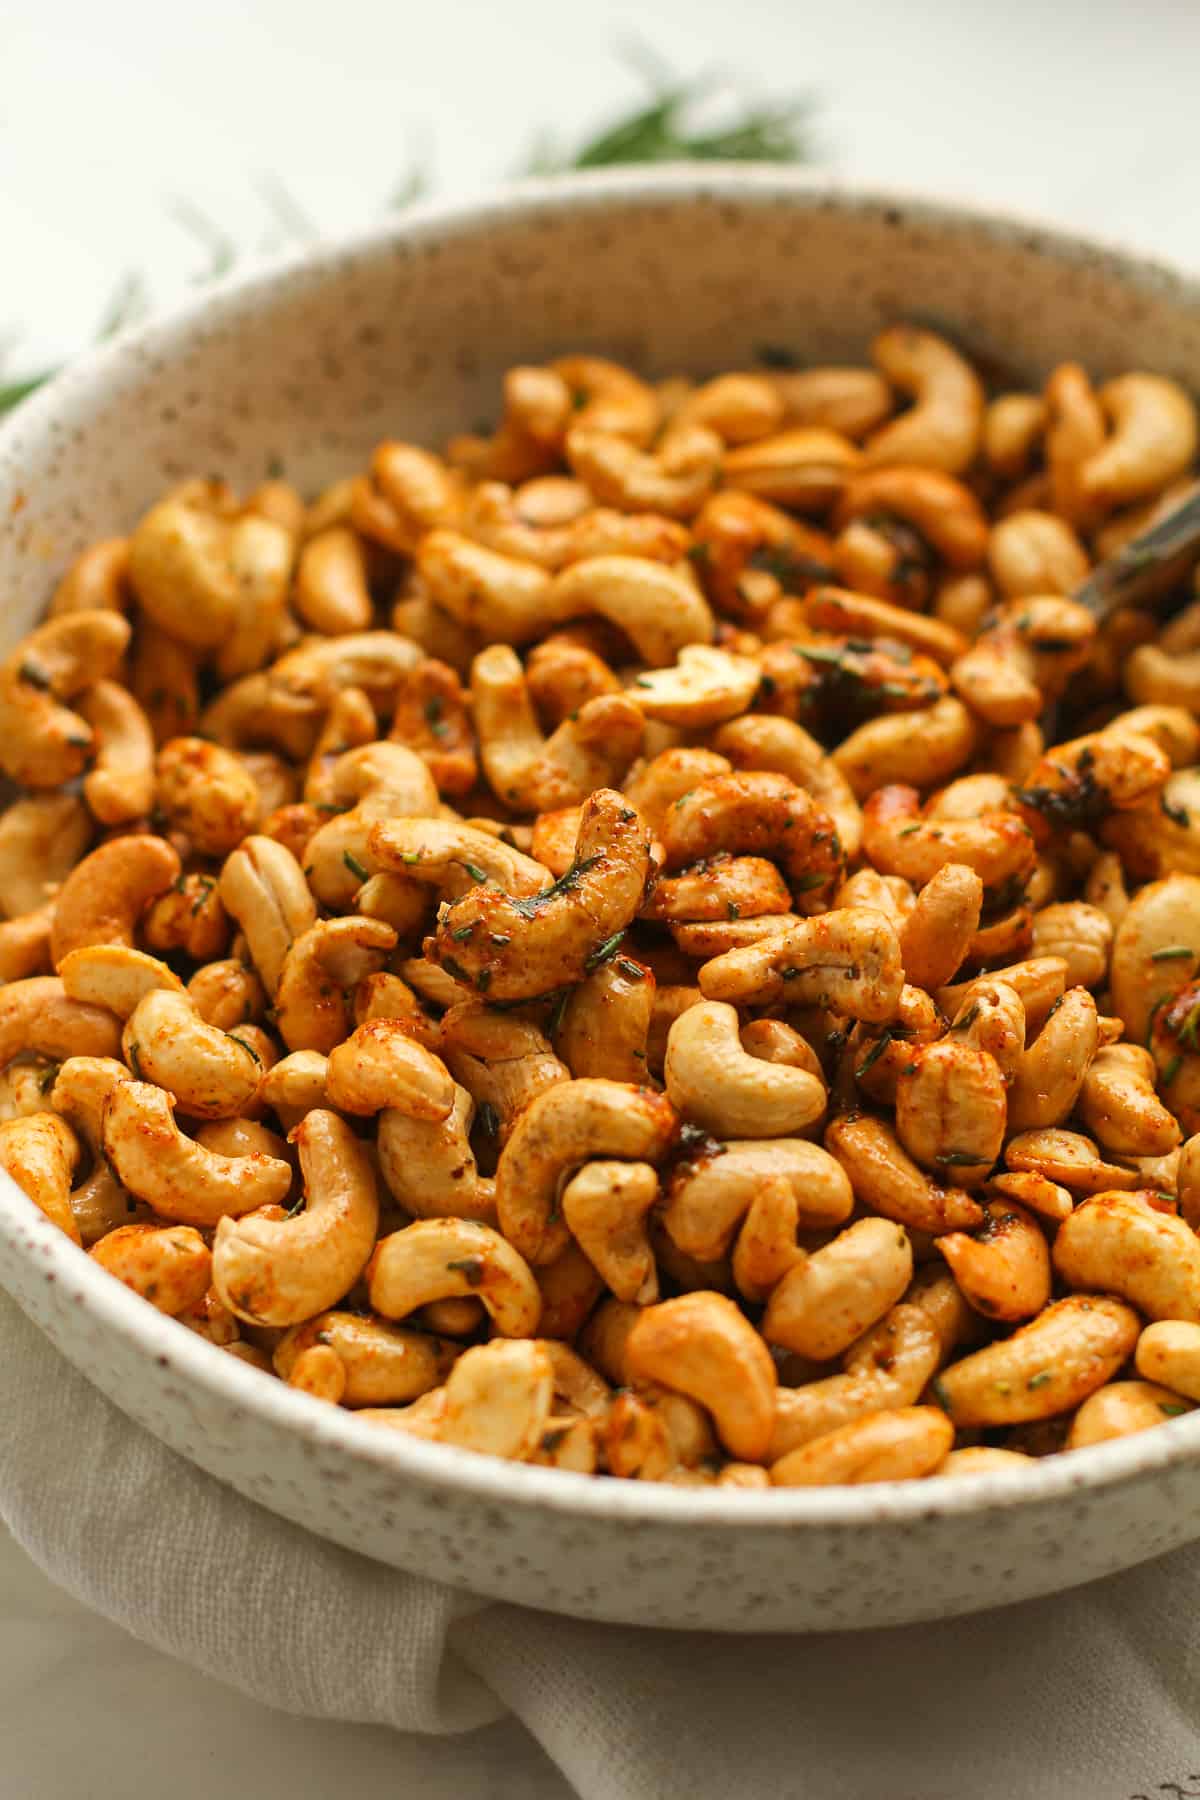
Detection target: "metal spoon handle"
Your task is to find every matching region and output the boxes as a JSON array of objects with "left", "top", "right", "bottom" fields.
[{"left": 1071, "top": 484, "right": 1200, "bottom": 624}]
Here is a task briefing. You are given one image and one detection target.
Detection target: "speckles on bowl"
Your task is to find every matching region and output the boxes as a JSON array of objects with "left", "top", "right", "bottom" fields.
[{"left": 5, "top": 170, "right": 1200, "bottom": 1631}]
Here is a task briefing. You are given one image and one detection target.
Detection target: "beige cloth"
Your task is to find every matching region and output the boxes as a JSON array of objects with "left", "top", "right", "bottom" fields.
[{"left": 0, "top": 1288, "right": 1193, "bottom": 1800}]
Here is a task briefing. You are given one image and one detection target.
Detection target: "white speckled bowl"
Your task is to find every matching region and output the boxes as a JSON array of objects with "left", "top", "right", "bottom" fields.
[{"left": 3, "top": 168, "right": 1200, "bottom": 1633}]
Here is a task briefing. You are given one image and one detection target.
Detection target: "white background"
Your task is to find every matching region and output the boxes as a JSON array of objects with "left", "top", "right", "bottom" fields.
[{"left": 3, "top": 0, "right": 1200, "bottom": 1792}]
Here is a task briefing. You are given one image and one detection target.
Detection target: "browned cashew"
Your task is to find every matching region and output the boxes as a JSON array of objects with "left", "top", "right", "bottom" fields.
[
  {"left": 0, "top": 1112, "right": 82, "bottom": 1243},
  {"left": 762, "top": 1218, "right": 912, "bottom": 1359},
  {"left": 771, "top": 1406, "right": 954, "bottom": 1487},
  {"left": 274, "top": 916, "right": 396, "bottom": 1053},
  {"left": 440, "top": 1004, "right": 568, "bottom": 1137},
  {"left": 0, "top": 610, "right": 131, "bottom": 787},
  {"left": 0, "top": 795, "right": 91, "bottom": 922},
  {"left": 662, "top": 1138, "right": 853, "bottom": 1262},
  {"left": 863, "top": 326, "right": 984, "bottom": 474},
  {"left": 0, "top": 978, "right": 122, "bottom": 1072},
  {"left": 770, "top": 1303, "right": 943, "bottom": 1458},
  {"left": 274, "top": 1311, "right": 461, "bottom": 1406},
  {"left": 123, "top": 987, "right": 261, "bottom": 1120},
  {"left": 697, "top": 907, "right": 903, "bottom": 1020},
  {"left": 213, "top": 1110, "right": 378, "bottom": 1326},
  {"left": 824, "top": 1113, "right": 983, "bottom": 1234},
  {"left": 1054, "top": 1191, "right": 1200, "bottom": 1323},
  {"left": 659, "top": 771, "right": 843, "bottom": 915},
  {"left": 555, "top": 957, "right": 654, "bottom": 1085},
  {"left": 933, "top": 1295, "right": 1140, "bottom": 1426},
  {"left": 897, "top": 864, "right": 982, "bottom": 991},
  {"left": 626, "top": 1291, "right": 778, "bottom": 1461},
  {"left": 103, "top": 1079, "right": 292, "bottom": 1226},
  {"left": 325, "top": 1019, "right": 454, "bottom": 1119},
  {"left": 428, "top": 790, "right": 654, "bottom": 1002},
  {"left": 496, "top": 1078, "right": 678, "bottom": 1265},
  {"left": 50, "top": 835, "right": 180, "bottom": 965},
  {"left": 91, "top": 1223, "right": 212, "bottom": 1316},
  {"left": 471, "top": 643, "right": 643, "bottom": 811},
  {"left": 554, "top": 1159, "right": 658, "bottom": 1305},
  {"left": 937, "top": 1198, "right": 1051, "bottom": 1323},
  {"left": 367, "top": 1217, "right": 541, "bottom": 1336}
]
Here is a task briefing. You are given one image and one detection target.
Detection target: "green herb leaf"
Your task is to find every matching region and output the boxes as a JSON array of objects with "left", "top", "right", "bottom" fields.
[
  {"left": 1151, "top": 946, "right": 1196, "bottom": 962},
  {"left": 342, "top": 851, "right": 369, "bottom": 883},
  {"left": 584, "top": 930, "right": 625, "bottom": 974}
]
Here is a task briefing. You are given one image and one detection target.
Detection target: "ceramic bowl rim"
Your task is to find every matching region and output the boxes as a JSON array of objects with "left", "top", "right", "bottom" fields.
[{"left": 3, "top": 161, "right": 1199, "bottom": 1533}]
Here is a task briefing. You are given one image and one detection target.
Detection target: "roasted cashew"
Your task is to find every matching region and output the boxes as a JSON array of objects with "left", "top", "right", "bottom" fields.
[
  {"left": 273, "top": 916, "right": 396, "bottom": 1053},
  {"left": 439, "top": 1002, "right": 566, "bottom": 1134},
  {"left": 103, "top": 1079, "right": 292, "bottom": 1226},
  {"left": 1077, "top": 373, "right": 1199, "bottom": 508},
  {"left": 603, "top": 1387, "right": 716, "bottom": 1482},
  {"left": 50, "top": 538, "right": 131, "bottom": 616},
  {"left": 187, "top": 958, "right": 266, "bottom": 1031},
  {"left": 769, "top": 365, "right": 893, "bottom": 439},
  {"left": 983, "top": 392, "right": 1046, "bottom": 480},
  {"left": 1054, "top": 1191, "right": 1200, "bottom": 1322},
  {"left": 155, "top": 737, "right": 262, "bottom": 856},
  {"left": 50, "top": 835, "right": 180, "bottom": 965},
  {"left": 658, "top": 770, "right": 842, "bottom": 913},
  {"left": 1005, "top": 986, "right": 1098, "bottom": 1133},
  {"left": 256, "top": 1049, "right": 329, "bottom": 1132},
  {"left": 216, "top": 834, "right": 316, "bottom": 998},
  {"left": 461, "top": 480, "right": 689, "bottom": 570},
  {"left": 831, "top": 695, "right": 980, "bottom": 802},
  {"left": 325, "top": 1018, "right": 453, "bottom": 1119},
  {"left": 0, "top": 977, "right": 122, "bottom": 1071},
  {"left": 388, "top": 658, "right": 478, "bottom": 799},
  {"left": 496, "top": 1077, "right": 678, "bottom": 1265},
  {"left": 933, "top": 1295, "right": 1139, "bottom": 1426},
  {"left": 664, "top": 1000, "right": 825, "bottom": 1138},
  {"left": 1136, "top": 1320, "right": 1200, "bottom": 1400},
  {"left": 59, "top": 944, "right": 183, "bottom": 1020},
  {"left": 293, "top": 525, "right": 373, "bottom": 635},
  {"left": 367, "top": 814, "right": 549, "bottom": 902},
  {"left": 769, "top": 1303, "right": 942, "bottom": 1458},
  {"left": 937, "top": 1197, "right": 1051, "bottom": 1323},
  {"left": 546, "top": 556, "right": 715, "bottom": 665},
  {"left": 122, "top": 987, "right": 262, "bottom": 1120},
  {"left": 951, "top": 597, "right": 1095, "bottom": 728},
  {"left": 722, "top": 426, "right": 861, "bottom": 512},
  {"left": 128, "top": 486, "right": 292, "bottom": 655},
  {"left": 626, "top": 1291, "right": 777, "bottom": 1461},
  {"left": 567, "top": 422, "right": 722, "bottom": 518},
  {"left": 1077, "top": 1044, "right": 1181, "bottom": 1157},
  {"left": 0, "top": 794, "right": 92, "bottom": 920},
  {"left": 367, "top": 1216, "right": 540, "bottom": 1335},
  {"left": 554, "top": 957, "right": 654, "bottom": 1084},
  {"left": 689, "top": 490, "right": 834, "bottom": 619},
  {"left": 1029, "top": 901, "right": 1113, "bottom": 989},
  {"left": 558, "top": 1159, "right": 659, "bottom": 1304},
  {"left": 1110, "top": 873, "right": 1200, "bottom": 1044},
  {"left": 800, "top": 585, "right": 967, "bottom": 667},
  {"left": 897, "top": 863, "right": 982, "bottom": 990},
  {"left": 429, "top": 789, "right": 653, "bottom": 1002},
  {"left": 662, "top": 1137, "right": 853, "bottom": 1262},
  {"left": 834, "top": 465, "right": 988, "bottom": 569},
  {"left": 863, "top": 326, "right": 984, "bottom": 474},
  {"left": 302, "top": 742, "right": 440, "bottom": 909},
  {"left": 0, "top": 1111, "right": 82, "bottom": 1243},
  {"left": 1067, "top": 1379, "right": 1194, "bottom": 1450},
  {"left": 862, "top": 783, "right": 1035, "bottom": 890},
  {"left": 471, "top": 644, "right": 643, "bottom": 811},
  {"left": 90, "top": 1222, "right": 211, "bottom": 1315},
  {"left": 712, "top": 713, "right": 863, "bottom": 859},
  {"left": 771, "top": 1406, "right": 953, "bottom": 1487},
  {"left": 376, "top": 1083, "right": 496, "bottom": 1223},
  {"left": 438, "top": 1339, "right": 555, "bottom": 1461},
  {"left": 697, "top": 907, "right": 903, "bottom": 1020},
  {"left": 895, "top": 1040, "right": 1006, "bottom": 1186},
  {"left": 629, "top": 645, "right": 759, "bottom": 728},
  {"left": 0, "top": 610, "right": 130, "bottom": 787},
  {"left": 213, "top": 1109, "right": 378, "bottom": 1326},
  {"left": 1005, "top": 1126, "right": 1143, "bottom": 1196},
  {"left": 987, "top": 510, "right": 1089, "bottom": 599},
  {"left": 274, "top": 1310, "right": 460, "bottom": 1406},
  {"left": 762, "top": 1217, "right": 912, "bottom": 1360},
  {"left": 1016, "top": 729, "right": 1169, "bottom": 839},
  {"left": 824, "top": 1113, "right": 983, "bottom": 1234}
]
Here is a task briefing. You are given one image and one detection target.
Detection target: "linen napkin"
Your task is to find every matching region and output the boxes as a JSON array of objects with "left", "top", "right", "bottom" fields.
[{"left": 1, "top": 1284, "right": 1196, "bottom": 1800}]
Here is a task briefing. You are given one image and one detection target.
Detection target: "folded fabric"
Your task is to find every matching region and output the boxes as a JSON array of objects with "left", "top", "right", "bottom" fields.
[{"left": 0, "top": 1287, "right": 1192, "bottom": 1800}]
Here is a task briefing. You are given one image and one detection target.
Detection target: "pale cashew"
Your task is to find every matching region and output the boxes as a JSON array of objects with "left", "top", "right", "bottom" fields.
[
  {"left": 438, "top": 1339, "right": 555, "bottom": 1462},
  {"left": 771, "top": 1406, "right": 953, "bottom": 1487},
  {"left": 863, "top": 326, "right": 984, "bottom": 474},
  {"left": 128, "top": 487, "right": 292, "bottom": 655},
  {"left": 377, "top": 1084, "right": 496, "bottom": 1223},
  {"left": 762, "top": 1217, "right": 912, "bottom": 1359},
  {"left": 662, "top": 1138, "right": 853, "bottom": 1262},
  {"left": 987, "top": 510, "right": 1089, "bottom": 599},
  {"left": 50, "top": 835, "right": 180, "bottom": 965},
  {"left": 1067, "top": 1379, "right": 1193, "bottom": 1450},
  {"left": 1077, "top": 373, "right": 1199, "bottom": 508},
  {"left": 629, "top": 645, "right": 759, "bottom": 728},
  {"left": 897, "top": 863, "right": 982, "bottom": 990},
  {"left": 1135, "top": 1319, "right": 1200, "bottom": 1400},
  {"left": 567, "top": 422, "right": 722, "bottom": 517},
  {"left": 461, "top": 481, "right": 688, "bottom": 570},
  {"left": 325, "top": 1018, "right": 453, "bottom": 1119},
  {"left": 722, "top": 426, "right": 861, "bottom": 511},
  {"left": 697, "top": 907, "right": 903, "bottom": 1019},
  {"left": 471, "top": 644, "right": 643, "bottom": 811},
  {"left": 103, "top": 1079, "right": 292, "bottom": 1225},
  {"left": 939, "top": 1446, "right": 1036, "bottom": 1477},
  {"left": 551, "top": 557, "right": 714, "bottom": 667},
  {"left": 555, "top": 957, "right": 654, "bottom": 1084},
  {"left": 626, "top": 1291, "right": 777, "bottom": 1461},
  {"left": 769, "top": 1304, "right": 942, "bottom": 1458},
  {"left": 302, "top": 742, "right": 440, "bottom": 909},
  {"left": 0, "top": 977, "right": 122, "bottom": 1070},
  {"left": 832, "top": 695, "right": 980, "bottom": 801},
  {"left": 0, "top": 794, "right": 92, "bottom": 919},
  {"left": 559, "top": 1159, "right": 659, "bottom": 1304},
  {"left": 0, "top": 1111, "right": 82, "bottom": 1242},
  {"left": 0, "top": 610, "right": 130, "bottom": 787},
  {"left": 367, "top": 815, "right": 549, "bottom": 901},
  {"left": 50, "top": 537, "right": 131, "bottom": 616},
  {"left": 59, "top": 944, "right": 183, "bottom": 1018},
  {"left": 937, "top": 1197, "right": 1051, "bottom": 1323},
  {"left": 273, "top": 916, "right": 396, "bottom": 1053},
  {"left": 664, "top": 1000, "right": 825, "bottom": 1137},
  {"left": 218, "top": 835, "right": 321, "bottom": 997},
  {"left": 367, "top": 1217, "right": 540, "bottom": 1335},
  {"left": 274, "top": 1311, "right": 460, "bottom": 1406},
  {"left": 428, "top": 789, "right": 652, "bottom": 1002},
  {"left": 1007, "top": 987, "right": 1099, "bottom": 1133},
  {"left": 824, "top": 1113, "right": 983, "bottom": 1234},
  {"left": 672, "top": 372, "right": 784, "bottom": 443},
  {"left": 1110, "top": 873, "right": 1200, "bottom": 1044},
  {"left": 1078, "top": 1043, "right": 1181, "bottom": 1157},
  {"left": 293, "top": 527, "right": 373, "bottom": 635},
  {"left": 90, "top": 1222, "right": 211, "bottom": 1315},
  {"left": 932, "top": 1295, "right": 1139, "bottom": 1425},
  {"left": 1029, "top": 901, "right": 1113, "bottom": 989},
  {"left": 257, "top": 1049, "right": 329, "bottom": 1131},
  {"left": 496, "top": 1077, "right": 678, "bottom": 1265},
  {"left": 122, "top": 987, "right": 261, "bottom": 1120},
  {"left": 1054, "top": 1191, "right": 1200, "bottom": 1322},
  {"left": 213, "top": 1109, "right": 378, "bottom": 1326},
  {"left": 440, "top": 1003, "right": 567, "bottom": 1137}
]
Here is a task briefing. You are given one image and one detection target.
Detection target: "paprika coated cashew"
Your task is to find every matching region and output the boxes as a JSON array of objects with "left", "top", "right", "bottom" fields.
[
  {"left": 122, "top": 987, "right": 262, "bottom": 1120},
  {"left": 771, "top": 1406, "right": 954, "bottom": 1487},
  {"left": 0, "top": 609, "right": 130, "bottom": 788},
  {"left": 936, "top": 1198, "right": 1052, "bottom": 1323},
  {"left": 769, "top": 1304, "right": 943, "bottom": 1458},
  {"left": 553, "top": 957, "right": 654, "bottom": 1085},
  {"left": 49, "top": 835, "right": 180, "bottom": 966},
  {"left": 1029, "top": 901, "right": 1113, "bottom": 990},
  {"left": 834, "top": 466, "right": 989, "bottom": 569},
  {"left": 566, "top": 422, "right": 723, "bottom": 518},
  {"left": 293, "top": 526, "right": 373, "bottom": 635},
  {"left": 388, "top": 658, "right": 478, "bottom": 799},
  {"left": 1110, "top": 873, "right": 1200, "bottom": 1044},
  {"left": 664, "top": 1001, "right": 826, "bottom": 1138},
  {"left": 983, "top": 392, "right": 1046, "bottom": 481},
  {"left": 0, "top": 794, "right": 92, "bottom": 920},
  {"left": 559, "top": 1160, "right": 660, "bottom": 1304},
  {"left": 377, "top": 1084, "right": 496, "bottom": 1223},
  {"left": 824, "top": 1113, "right": 983, "bottom": 1235},
  {"left": 428, "top": 790, "right": 653, "bottom": 1002},
  {"left": 863, "top": 326, "right": 984, "bottom": 475},
  {"left": 213, "top": 1109, "right": 378, "bottom": 1327},
  {"left": 0, "top": 977, "right": 122, "bottom": 1071},
  {"left": 0, "top": 904, "right": 55, "bottom": 985},
  {"left": 897, "top": 863, "right": 983, "bottom": 991},
  {"left": 762, "top": 1217, "right": 912, "bottom": 1360},
  {"left": 712, "top": 713, "right": 863, "bottom": 859},
  {"left": 1066, "top": 1379, "right": 1194, "bottom": 1450},
  {"left": 273, "top": 916, "right": 396, "bottom": 1054},
  {"left": 90, "top": 1222, "right": 211, "bottom": 1315},
  {"left": 414, "top": 532, "right": 564, "bottom": 646},
  {"left": 661, "top": 1138, "right": 853, "bottom": 1262},
  {"left": 436, "top": 1339, "right": 555, "bottom": 1462},
  {"left": 0, "top": 1111, "right": 82, "bottom": 1242},
  {"left": 440, "top": 1002, "right": 566, "bottom": 1131},
  {"left": 1005, "top": 1127, "right": 1142, "bottom": 1197},
  {"left": 721, "top": 426, "right": 861, "bottom": 512},
  {"left": 75, "top": 680, "right": 155, "bottom": 825},
  {"left": 1136, "top": 1320, "right": 1200, "bottom": 1400},
  {"left": 951, "top": 597, "right": 1096, "bottom": 728},
  {"left": 103, "top": 1079, "right": 293, "bottom": 1225},
  {"left": 128, "top": 487, "right": 292, "bottom": 654},
  {"left": 932, "top": 1295, "right": 1140, "bottom": 1426},
  {"left": 769, "top": 365, "right": 894, "bottom": 439},
  {"left": 800, "top": 585, "right": 967, "bottom": 666},
  {"left": 367, "top": 1217, "right": 541, "bottom": 1336},
  {"left": 471, "top": 644, "right": 644, "bottom": 811},
  {"left": 1054, "top": 1192, "right": 1200, "bottom": 1323},
  {"left": 1076, "top": 1044, "right": 1181, "bottom": 1158},
  {"left": 325, "top": 1018, "right": 453, "bottom": 1120},
  {"left": 986, "top": 510, "right": 1090, "bottom": 599},
  {"left": 1076, "top": 374, "right": 1199, "bottom": 509},
  {"left": 658, "top": 771, "right": 843, "bottom": 913},
  {"left": 496, "top": 1077, "right": 679, "bottom": 1265},
  {"left": 367, "top": 815, "right": 550, "bottom": 902},
  {"left": 697, "top": 907, "right": 903, "bottom": 1020},
  {"left": 301, "top": 743, "right": 440, "bottom": 911},
  {"left": 625, "top": 1291, "right": 778, "bottom": 1462},
  {"left": 861, "top": 784, "right": 1035, "bottom": 891},
  {"left": 831, "top": 695, "right": 980, "bottom": 802},
  {"left": 50, "top": 537, "right": 132, "bottom": 616},
  {"left": 894, "top": 1040, "right": 1006, "bottom": 1187},
  {"left": 274, "top": 1310, "right": 461, "bottom": 1406},
  {"left": 1006, "top": 987, "right": 1099, "bottom": 1133}
]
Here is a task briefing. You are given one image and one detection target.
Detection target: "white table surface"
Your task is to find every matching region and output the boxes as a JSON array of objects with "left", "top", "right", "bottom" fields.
[{"left": 4, "top": 0, "right": 1200, "bottom": 1791}]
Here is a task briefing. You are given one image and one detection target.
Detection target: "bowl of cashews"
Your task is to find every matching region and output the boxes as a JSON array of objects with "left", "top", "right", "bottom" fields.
[{"left": 4, "top": 167, "right": 1200, "bottom": 1633}]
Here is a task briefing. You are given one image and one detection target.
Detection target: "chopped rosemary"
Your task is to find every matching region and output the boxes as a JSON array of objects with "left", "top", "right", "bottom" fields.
[{"left": 342, "top": 851, "right": 369, "bottom": 882}]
